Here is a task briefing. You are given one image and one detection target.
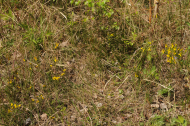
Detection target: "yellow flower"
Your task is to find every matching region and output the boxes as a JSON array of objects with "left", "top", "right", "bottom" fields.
[
  {"left": 167, "top": 50, "right": 171, "bottom": 54},
  {"left": 9, "top": 80, "right": 12, "bottom": 84},
  {"left": 52, "top": 77, "right": 60, "bottom": 80},
  {"left": 178, "top": 53, "right": 182, "bottom": 57},
  {"left": 18, "top": 104, "right": 21, "bottom": 107},
  {"left": 110, "top": 34, "right": 114, "bottom": 37},
  {"left": 50, "top": 116, "right": 55, "bottom": 119},
  {"left": 36, "top": 100, "right": 39, "bottom": 103},
  {"left": 8, "top": 109, "right": 12, "bottom": 113},
  {"left": 148, "top": 42, "right": 151, "bottom": 45},
  {"left": 40, "top": 95, "right": 44, "bottom": 99},
  {"left": 29, "top": 68, "right": 32, "bottom": 70},
  {"left": 171, "top": 43, "right": 174, "bottom": 48},
  {"left": 14, "top": 104, "right": 17, "bottom": 108},
  {"left": 63, "top": 69, "right": 66, "bottom": 72},
  {"left": 135, "top": 73, "right": 138, "bottom": 78},
  {"left": 161, "top": 49, "right": 165, "bottom": 54},
  {"left": 165, "top": 44, "right": 167, "bottom": 48},
  {"left": 32, "top": 98, "right": 34, "bottom": 101},
  {"left": 34, "top": 56, "right": 37, "bottom": 61},
  {"left": 52, "top": 77, "right": 56, "bottom": 80},
  {"left": 167, "top": 57, "right": 172, "bottom": 63},
  {"left": 148, "top": 47, "right": 151, "bottom": 51},
  {"left": 141, "top": 47, "right": 145, "bottom": 52},
  {"left": 54, "top": 58, "right": 57, "bottom": 62},
  {"left": 36, "top": 65, "right": 38, "bottom": 67},
  {"left": 50, "top": 65, "right": 52, "bottom": 67},
  {"left": 61, "top": 73, "right": 65, "bottom": 76},
  {"left": 11, "top": 103, "right": 13, "bottom": 107},
  {"left": 43, "top": 85, "right": 46, "bottom": 87},
  {"left": 55, "top": 43, "right": 59, "bottom": 49},
  {"left": 23, "top": 59, "right": 25, "bottom": 62}
]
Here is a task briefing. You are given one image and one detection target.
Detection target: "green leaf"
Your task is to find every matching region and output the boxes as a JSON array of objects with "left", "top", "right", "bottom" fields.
[
  {"left": 61, "top": 107, "right": 66, "bottom": 112},
  {"left": 119, "top": 89, "right": 123, "bottom": 94},
  {"left": 147, "top": 54, "right": 152, "bottom": 61},
  {"left": 155, "top": 73, "right": 159, "bottom": 80},
  {"left": 75, "top": 1, "right": 81, "bottom": 6},
  {"left": 173, "top": 118, "right": 181, "bottom": 123},
  {"left": 188, "top": 46, "right": 190, "bottom": 50},
  {"left": 70, "top": 0, "right": 74, "bottom": 5},
  {"left": 8, "top": 9, "right": 15, "bottom": 20},
  {"left": 178, "top": 115, "right": 185, "bottom": 123},
  {"left": 187, "top": 22, "right": 190, "bottom": 27}
]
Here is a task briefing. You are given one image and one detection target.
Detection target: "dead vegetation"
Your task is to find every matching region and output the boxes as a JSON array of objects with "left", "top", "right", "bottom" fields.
[{"left": 0, "top": 0, "right": 190, "bottom": 125}]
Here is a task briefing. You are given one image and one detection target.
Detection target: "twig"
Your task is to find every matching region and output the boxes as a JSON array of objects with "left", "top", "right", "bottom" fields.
[
  {"left": 116, "top": 75, "right": 130, "bottom": 91},
  {"left": 143, "top": 79, "right": 174, "bottom": 92},
  {"left": 179, "top": 0, "right": 183, "bottom": 46},
  {"left": 104, "top": 74, "right": 116, "bottom": 90}
]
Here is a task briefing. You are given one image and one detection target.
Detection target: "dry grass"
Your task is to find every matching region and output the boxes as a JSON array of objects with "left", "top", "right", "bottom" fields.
[{"left": 1, "top": 0, "right": 190, "bottom": 125}]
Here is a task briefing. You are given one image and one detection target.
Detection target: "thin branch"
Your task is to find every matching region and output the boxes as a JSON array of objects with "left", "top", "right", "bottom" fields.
[{"left": 143, "top": 79, "right": 174, "bottom": 92}]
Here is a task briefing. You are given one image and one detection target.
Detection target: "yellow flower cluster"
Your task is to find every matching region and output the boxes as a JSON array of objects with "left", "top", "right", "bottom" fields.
[
  {"left": 61, "top": 69, "right": 66, "bottom": 76},
  {"left": 141, "top": 41, "right": 153, "bottom": 52},
  {"left": 8, "top": 103, "right": 21, "bottom": 113},
  {"left": 52, "top": 76, "right": 60, "bottom": 80},
  {"left": 141, "top": 47, "right": 145, "bottom": 52},
  {"left": 162, "top": 43, "right": 183, "bottom": 64},
  {"left": 52, "top": 69, "right": 66, "bottom": 81},
  {"left": 110, "top": 33, "right": 114, "bottom": 37},
  {"left": 38, "top": 95, "right": 44, "bottom": 99},
  {"left": 55, "top": 43, "right": 59, "bottom": 49},
  {"left": 11, "top": 103, "right": 21, "bottom": 109},
  {"left": 31, "top": 95, "right": 44, "bottom": 103}
]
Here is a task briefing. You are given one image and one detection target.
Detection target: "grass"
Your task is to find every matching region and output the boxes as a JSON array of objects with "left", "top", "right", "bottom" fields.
[{"left": 1, "top": 0, "right": 190, "bottom": 125}]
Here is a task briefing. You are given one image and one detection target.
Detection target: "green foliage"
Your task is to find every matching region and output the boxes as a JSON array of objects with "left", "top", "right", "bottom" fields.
[
  {"left": 149, "top": 115, "right": 165, "bottom": 126},
  {"left": 143, "top": 66, "right": 159, "bottom": 80},
  {"left": 1, "top": 0, "right": 190, "bottom": 125},
  {"left": 172, "top": 115, "right": 188, "bottom": 126},
  {"left": 158, "top": 87, "right": 172, "bottom": 97},
  {"left": 0, "top": 9, "right": 15, "bottom": 21}
]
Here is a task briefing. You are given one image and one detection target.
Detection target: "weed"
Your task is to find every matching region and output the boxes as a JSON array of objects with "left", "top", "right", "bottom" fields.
[{"left": 1, "top": 0, "right": 190, "bottom": 125}]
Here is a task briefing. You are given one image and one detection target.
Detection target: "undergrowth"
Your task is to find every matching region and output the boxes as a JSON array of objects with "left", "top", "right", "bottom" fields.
[{"left": 1, "top": 0, "right": 190, "bottom": 125}]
